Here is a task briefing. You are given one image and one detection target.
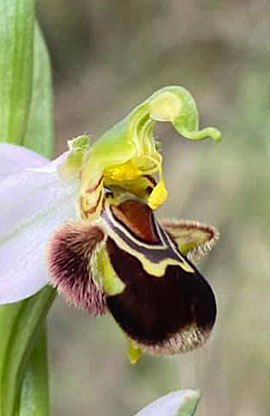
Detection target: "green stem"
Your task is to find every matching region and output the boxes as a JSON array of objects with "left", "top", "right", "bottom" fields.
[
  {"left": 0, "top": 287, "right": 56, "bottom": 416},
  {"left": 19, "top": 324, "right": 50, "bottom": 416}
]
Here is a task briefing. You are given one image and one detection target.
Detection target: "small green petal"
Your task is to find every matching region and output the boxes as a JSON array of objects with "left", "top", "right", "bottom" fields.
[{"left": 162, "top": 219, "right": 219, "bottom": 258}]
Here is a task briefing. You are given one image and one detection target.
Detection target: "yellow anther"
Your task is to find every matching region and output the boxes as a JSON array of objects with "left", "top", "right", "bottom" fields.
[
  {"left": 104, "top": 161, "right": 142, "bottom": 182},
  {"left": 148, "top": 179, "right": 168, "bottom": 210}
]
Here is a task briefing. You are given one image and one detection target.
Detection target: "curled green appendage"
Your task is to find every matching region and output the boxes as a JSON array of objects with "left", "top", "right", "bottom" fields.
[
  {"left": 78, "top": 85, "right": 221, "bottom": 219},
  {"left": 146, "top": 86, "right": 221, "bottom": 143}
]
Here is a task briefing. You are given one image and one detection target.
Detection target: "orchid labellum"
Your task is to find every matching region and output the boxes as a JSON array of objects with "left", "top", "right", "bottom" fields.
[{"left": 0, "top": 86, "right": 221, "bottom": 363}]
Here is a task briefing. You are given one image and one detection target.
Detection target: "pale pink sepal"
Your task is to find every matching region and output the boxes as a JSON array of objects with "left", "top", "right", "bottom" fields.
[
  {"left": 0, "top": 143, "right": 46, "bottom": 178},
  {"left": 0, "top": 144, "right": 79, "bottom": 304}
]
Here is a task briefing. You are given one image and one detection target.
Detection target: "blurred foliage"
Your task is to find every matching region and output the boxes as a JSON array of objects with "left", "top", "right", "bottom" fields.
[{"left": 37, "top": 1, "right": 270, "bottom": 415}]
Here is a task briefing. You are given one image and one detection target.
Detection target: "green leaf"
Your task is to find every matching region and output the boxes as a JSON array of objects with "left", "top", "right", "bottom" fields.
[
  {"left": 0, "top": 0, "right": 35, "bottom": 145},
  {"left": 24, "top": 23, "right": 53, "bottom": 158},
  {"left": 20, "top": 324, "right": 50, "bottom": 416},
  {"left": 0, "top": 287, "right": 56, "bottom": 416}
]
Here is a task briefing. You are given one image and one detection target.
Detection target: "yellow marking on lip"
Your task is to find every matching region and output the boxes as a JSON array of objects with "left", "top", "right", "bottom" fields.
[
  {"left": 96, "top": 247, "right": 125, "bottom": 296},
  {"left": 102, "top": 220, "right": 195, "bottom": 277},
  {"left": 142, "top": 257, "right": 194, "bottom": 276}
]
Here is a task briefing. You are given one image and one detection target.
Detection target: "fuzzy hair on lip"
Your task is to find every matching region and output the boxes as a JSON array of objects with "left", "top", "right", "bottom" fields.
[{"left": 48, "top": 221, "right": 106, "bottom": 315}]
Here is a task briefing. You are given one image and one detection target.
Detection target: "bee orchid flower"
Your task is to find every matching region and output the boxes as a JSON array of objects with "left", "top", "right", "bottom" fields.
[{"left": 0, "top": 86, "right": 221, "bottom": 363}]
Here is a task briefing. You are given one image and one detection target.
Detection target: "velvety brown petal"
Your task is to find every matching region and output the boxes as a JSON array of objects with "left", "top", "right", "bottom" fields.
[{"left": 106, "top": 237, "right": 216, "bottom": 354}]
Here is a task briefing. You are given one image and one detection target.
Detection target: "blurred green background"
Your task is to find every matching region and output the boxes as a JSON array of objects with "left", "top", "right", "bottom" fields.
[{"left": 38, "top": 1, "right": 270, "bottom": 415}]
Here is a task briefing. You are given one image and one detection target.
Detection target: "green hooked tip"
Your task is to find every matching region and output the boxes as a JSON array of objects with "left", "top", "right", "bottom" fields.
[{"left": 148, "top": 86, "right": 221, "bottom": 143}]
